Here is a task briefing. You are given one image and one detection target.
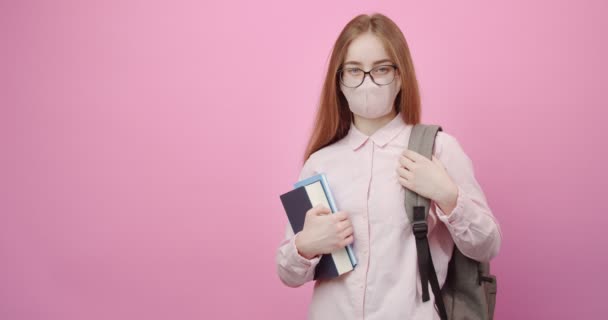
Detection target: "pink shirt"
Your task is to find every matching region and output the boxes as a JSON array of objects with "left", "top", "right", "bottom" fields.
[{"left": 275, "top": 113, "right": 502, "bottom": 319}]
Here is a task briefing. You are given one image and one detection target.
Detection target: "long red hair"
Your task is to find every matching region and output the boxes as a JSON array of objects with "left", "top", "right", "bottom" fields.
[{"left": 303, "top": 13, "right": 421, "bottom": 164}]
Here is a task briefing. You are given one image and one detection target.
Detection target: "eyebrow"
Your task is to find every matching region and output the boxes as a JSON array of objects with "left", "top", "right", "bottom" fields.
[{"left": 343, "top": 59, "right": 394, "bottom": 66}]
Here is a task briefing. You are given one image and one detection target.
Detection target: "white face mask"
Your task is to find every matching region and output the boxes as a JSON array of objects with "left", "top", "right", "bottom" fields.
[{"left": 340, "top": 75, "right": 401, "bottom": 119}]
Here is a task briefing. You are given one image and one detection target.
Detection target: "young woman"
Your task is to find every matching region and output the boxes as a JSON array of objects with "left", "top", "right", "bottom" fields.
[{"left": 275, "top": 13, "right": 502, "bottom": 319}]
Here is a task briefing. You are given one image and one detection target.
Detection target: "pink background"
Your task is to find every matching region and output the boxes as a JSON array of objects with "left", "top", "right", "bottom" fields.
[{"left": 2, "top": 1, "right": 606, "bottom": 319}]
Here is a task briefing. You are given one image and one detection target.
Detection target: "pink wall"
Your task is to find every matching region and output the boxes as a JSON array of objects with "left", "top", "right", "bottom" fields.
[{"left": 2, "top": 1, "right": 606, "bottom": 319}]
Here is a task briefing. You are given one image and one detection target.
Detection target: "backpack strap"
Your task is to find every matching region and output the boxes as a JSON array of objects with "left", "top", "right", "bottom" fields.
[{"left": 404, "top": 123, "right": 448, "bottom": 320}]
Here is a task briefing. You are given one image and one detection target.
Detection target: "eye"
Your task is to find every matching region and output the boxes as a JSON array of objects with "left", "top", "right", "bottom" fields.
[
  {"left": 374, "top": 66, "right": 390, "bottom": 74},
  {"left": 347, "top": 68, "right": 362, "bottom": 75}
]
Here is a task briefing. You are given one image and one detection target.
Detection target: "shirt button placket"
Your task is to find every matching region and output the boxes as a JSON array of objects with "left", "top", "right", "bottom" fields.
[{"left": 360, "top": 142, "right": 375, "bottom": 320}]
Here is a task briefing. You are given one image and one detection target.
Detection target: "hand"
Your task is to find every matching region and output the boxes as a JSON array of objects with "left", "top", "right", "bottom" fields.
[
  {"left": 295, "top": 204, "right": 354, "bottom": 259},
  {"left": 396, "top": 149, "right": 458, "bottom": 208}
]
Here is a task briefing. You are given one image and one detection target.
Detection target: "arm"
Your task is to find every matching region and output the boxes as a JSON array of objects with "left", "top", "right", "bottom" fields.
[
  {"left": 431, "top": 132, "right": 503, "bottom": 263},
  {"left": 276, "top": 224, "right": 322, "bottom": 288}
]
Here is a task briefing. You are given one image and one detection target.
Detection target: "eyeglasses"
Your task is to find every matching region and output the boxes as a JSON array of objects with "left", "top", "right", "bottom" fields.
[{"left": 337, "top": 64, "right": 398, "bottom": 88}]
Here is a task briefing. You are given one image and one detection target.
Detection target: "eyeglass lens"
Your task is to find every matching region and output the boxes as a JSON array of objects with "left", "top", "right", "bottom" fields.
[{"left": 340, "top": 65, "right": 396, "bottom": 87}]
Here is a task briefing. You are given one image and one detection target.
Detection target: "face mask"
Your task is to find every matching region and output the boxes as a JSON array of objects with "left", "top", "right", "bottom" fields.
[{"left": 340, "top": 75, "right": 401, "bottom": 119}]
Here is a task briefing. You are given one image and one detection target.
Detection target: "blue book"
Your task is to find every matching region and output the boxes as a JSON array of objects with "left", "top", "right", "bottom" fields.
[{"left": 279, "top": 173, "right": 357, "bottom": 280}]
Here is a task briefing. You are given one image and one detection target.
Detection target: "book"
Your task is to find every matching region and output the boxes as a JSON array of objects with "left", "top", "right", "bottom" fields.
[{"left": 279, "top": 173, "right": 357, "bottom": 280}]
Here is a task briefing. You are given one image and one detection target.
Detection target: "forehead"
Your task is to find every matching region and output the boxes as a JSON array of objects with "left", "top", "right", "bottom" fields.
[{"left": 343, "top": 32, "right": 392, "bottom": 67}]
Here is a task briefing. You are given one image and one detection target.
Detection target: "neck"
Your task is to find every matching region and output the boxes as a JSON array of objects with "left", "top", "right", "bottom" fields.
[{"left": 352, "top": 110, "right": 398, "bottom": 136}]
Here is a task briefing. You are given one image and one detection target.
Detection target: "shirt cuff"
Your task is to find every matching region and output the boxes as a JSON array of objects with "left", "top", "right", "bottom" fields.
[
  {"left": 435, "top": 185, "right": 471, "bottom": 230},
  {"left": 291, "top": 232, "right": 322, "bottom": 266}
]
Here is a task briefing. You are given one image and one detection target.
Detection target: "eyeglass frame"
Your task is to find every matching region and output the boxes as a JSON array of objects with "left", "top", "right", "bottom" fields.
[{"left": 337, "top": 64, "right": 399, "bottom": 88}]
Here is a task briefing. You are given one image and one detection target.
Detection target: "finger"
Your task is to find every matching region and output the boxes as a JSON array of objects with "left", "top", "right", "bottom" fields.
[
  {"left": 396, "top": 166, "right": 413, "bottom": 180},
  {"left": 337, "top": 219, "right": 352, "bottom": 232},
  {"left": 345, "top": 218, "right": 352, "bottom": 227},
  {"left": 343, "top": 234, "right": 354, "bottom": 246},
  {"left": 340, "top": 226, "right": 354, "bottom": 238},
  {"left": 398, "top": 176, "right": 413, "bottom": 189},
  {"left": 333, "top": 211, "right": 348, "bottom": 221},
  {"left": 399, "top": 155, "right": 415, "bottom": 169},
  {"left": 339, "top": 234, "right": 354, "bottom": 248}
]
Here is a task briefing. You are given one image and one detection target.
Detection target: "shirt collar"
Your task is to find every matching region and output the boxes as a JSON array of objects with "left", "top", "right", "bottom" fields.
[{"left": 347, "top": 113, "right": 410, "bottom": 150}]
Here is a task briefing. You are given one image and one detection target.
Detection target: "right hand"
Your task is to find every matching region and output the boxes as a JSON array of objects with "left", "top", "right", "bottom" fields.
[{"left": 295, "top": 204, "right": 354, "bottom": 259}]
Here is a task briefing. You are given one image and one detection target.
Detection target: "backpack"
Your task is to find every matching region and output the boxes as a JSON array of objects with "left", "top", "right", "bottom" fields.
[{"left": 404, "top": 124, "right": 497, "bottom": 320}]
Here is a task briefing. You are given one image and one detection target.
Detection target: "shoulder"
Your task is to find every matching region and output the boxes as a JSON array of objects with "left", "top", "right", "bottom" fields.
[
  {"left": 298, "top": 139, "right": 350, "bottom": 180},
  {"left": 433, "top": 130, "right": 475, "bottom": 173},
  {"left": 308, "top": 135, "right": 351, "bottom": 164},
  {"left": 434, "top": 130, "right": 460, "bottom": 155}
]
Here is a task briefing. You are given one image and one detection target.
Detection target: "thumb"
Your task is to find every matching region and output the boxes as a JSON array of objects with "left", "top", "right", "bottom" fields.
[
  {"left": 314, "top": 204, "right": 331, "bottom": 215},
  {"left": 432, "top": 155, "right": 446, "bottom": 171}
]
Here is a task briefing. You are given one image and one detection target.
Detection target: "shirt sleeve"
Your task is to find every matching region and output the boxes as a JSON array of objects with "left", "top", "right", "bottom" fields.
[
  {"left": 275, "top": 156, "right": 322, "bottom": 288},
  {"left": 430, "top": 132, "right": 503, "bottom": 263}
]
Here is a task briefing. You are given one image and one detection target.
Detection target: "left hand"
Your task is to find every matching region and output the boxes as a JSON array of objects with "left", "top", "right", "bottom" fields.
[{"left": 396, "top": 149, "right": 458, "bottom": 205}]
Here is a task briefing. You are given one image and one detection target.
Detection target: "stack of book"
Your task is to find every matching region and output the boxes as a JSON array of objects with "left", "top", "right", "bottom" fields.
[{"left": 279, "top": 173, "right": 357, "bottom": 280}]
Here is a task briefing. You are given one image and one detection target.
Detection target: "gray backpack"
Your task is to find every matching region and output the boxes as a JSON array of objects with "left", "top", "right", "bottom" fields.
[{"left": 404, "top": 124, "right": 497, "bottom": 320}]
